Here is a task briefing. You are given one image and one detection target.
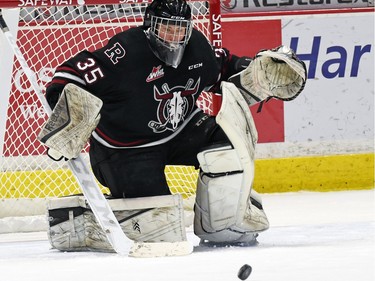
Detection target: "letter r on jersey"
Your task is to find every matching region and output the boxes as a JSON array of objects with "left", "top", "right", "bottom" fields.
[{"left": 105, "top": 42, "right": 126, "bottom": 65}]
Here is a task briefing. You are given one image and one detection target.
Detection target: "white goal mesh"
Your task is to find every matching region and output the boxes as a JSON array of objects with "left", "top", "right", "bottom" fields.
[{"left": 0, "top": 0, "right": 219, "bottom": 232}]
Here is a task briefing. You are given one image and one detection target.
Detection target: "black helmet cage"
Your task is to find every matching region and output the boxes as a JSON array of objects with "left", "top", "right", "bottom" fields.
[
  {"left": 150, "top": 16, "right": 192, "bottom": 49},
  {"left": 144, "top": 0, "right": 192, "bottom": 28},
  {"left": 144, "top": 0, "right": 193, "bottom": 68}
]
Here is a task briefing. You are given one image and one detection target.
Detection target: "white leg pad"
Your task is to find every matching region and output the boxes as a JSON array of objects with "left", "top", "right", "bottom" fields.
[
  {"left": 47, "top": 194, "right": 193, "bottom": 257},
  {"left": 194, "top": 168, "right": 269, "bottom": 243},
  {"left": 47, "top": 196, "right": 113, "bottom": 252},
  {"left": 195, "top": 145, "right": 243, "bottom": 232},
  {"left": 109, "top": 194, "right": 193, "bottom": 257},
  {"left": 110, "top": 194, "right": 187, "bottom": 242},
  {"left": 194, "top": 82, "right": 269, "bottom": 244}
]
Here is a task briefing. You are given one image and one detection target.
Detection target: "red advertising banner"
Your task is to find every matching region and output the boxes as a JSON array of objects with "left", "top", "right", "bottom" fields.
[{"left": 222, "top": 19, "right": 284, "bottom": 143}]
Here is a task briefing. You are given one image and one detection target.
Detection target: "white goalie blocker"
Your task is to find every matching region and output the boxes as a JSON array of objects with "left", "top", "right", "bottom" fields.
[
  {"left": 38, "top": 83, "right": 103, "bottom": 161},
  {"left": 194, "top": 82, "right": 269, "bottom": 245}
]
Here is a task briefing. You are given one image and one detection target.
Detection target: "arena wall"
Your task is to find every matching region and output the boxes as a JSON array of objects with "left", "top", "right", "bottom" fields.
[{"left": 219, "top": 8, "right": 374, "bottom": 191}]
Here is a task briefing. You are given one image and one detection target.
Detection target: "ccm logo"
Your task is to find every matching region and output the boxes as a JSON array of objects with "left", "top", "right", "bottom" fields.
[{"left": 188, "top": 63, "right": 203, "bottom": 70}]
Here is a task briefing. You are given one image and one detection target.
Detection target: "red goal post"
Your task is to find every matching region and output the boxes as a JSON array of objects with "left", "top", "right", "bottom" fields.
[{"left": 0, "top": 0, "right": 222, "bottom": 233}]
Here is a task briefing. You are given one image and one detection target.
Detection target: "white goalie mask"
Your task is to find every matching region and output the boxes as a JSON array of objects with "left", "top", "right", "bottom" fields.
[{"left": 147, "top": 15, "right": 193, "bottom": 68}]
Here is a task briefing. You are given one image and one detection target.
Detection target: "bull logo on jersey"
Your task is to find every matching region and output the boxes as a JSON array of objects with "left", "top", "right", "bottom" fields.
[{"left": 149, "top": 78, "right": 200, "bottom": 133}]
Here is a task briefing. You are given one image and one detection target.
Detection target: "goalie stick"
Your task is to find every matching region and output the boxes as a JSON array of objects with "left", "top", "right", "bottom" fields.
[{"left": 0, "top": 9, "right": 131, "bottom": 255}]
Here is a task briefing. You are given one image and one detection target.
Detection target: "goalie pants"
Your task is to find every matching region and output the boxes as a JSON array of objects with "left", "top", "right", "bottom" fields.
[{"left": 89, "top": 111, "right": 228, "bottom": 198}]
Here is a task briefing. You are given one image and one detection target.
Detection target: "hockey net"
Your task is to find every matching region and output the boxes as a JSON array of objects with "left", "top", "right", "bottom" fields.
[{"left": 0, "top": 0, "right": 221, "bottom": 233}]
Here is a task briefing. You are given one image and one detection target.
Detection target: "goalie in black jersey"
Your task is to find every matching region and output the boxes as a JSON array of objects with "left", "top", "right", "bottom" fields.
[{"left": 41, "top": 0, "right": 306, "bottom": 253}]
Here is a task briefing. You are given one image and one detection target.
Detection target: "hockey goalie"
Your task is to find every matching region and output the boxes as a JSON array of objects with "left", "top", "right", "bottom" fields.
[{"left": 40, "top": 0, "right": 306, "bottom": 256}]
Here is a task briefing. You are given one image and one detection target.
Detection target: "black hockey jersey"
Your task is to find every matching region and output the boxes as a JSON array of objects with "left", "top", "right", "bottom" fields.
[{"left": 46, "top": 27, "right": 244, "bottom": 148}]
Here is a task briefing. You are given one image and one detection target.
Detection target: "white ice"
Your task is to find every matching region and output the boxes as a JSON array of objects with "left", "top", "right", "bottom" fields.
[{"left": 1, "top": 190, "right": 374, "bottom": 281}]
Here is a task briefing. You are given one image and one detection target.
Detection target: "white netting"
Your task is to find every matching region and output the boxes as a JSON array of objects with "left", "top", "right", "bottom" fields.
[{"left": 0, "top": 1, "right": 213, "bottom": 232}]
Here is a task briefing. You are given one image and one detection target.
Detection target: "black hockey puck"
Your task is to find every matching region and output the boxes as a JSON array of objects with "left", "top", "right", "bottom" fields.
[{"left": 237, "top": 264, "right": 252, "bottom": 280}]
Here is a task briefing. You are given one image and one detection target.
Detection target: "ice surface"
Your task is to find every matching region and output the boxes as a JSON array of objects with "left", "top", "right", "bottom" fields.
[{"left": 1, "top": 190, "right": 374, "bottom": 281}]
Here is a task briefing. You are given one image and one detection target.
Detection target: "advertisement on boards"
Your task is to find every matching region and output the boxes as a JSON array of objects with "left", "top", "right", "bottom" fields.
[{"left": 282, "top": 13, "right": 374, "bottom": 143}]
